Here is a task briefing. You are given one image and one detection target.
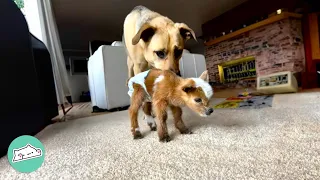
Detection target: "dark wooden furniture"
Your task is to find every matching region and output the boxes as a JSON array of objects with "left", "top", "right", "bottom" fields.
[
  {"left": 0, "top": 0, "right": 58, "bottom": 157},
  {"left": 307, "top": 13, "right": 320, "bottom": 60}
]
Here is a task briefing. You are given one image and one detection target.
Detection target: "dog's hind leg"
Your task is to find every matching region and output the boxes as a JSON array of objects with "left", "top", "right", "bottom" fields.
[
  {"left": 142, "top": 102, "right": 156, "bottom": 131},
  {"left": 170, "top": 106, "right": 192, "bottom": 134},
  {"left": 126, "top": 56, "right": 134, "bottom": 86},
  {"left": 129, "top": 83, "right": 145, "bottom": 139}
]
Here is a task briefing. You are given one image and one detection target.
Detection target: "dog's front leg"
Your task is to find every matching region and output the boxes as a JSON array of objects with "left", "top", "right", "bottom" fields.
[
  {"left": 154, "top": 101, "right": 170, "bottom": 142},
  {"left": 126, "top": 56, "right": 134, "bottom": 86},
  {"left": 133, "top": 61, "right": 148, "bottom": 75},
  {"left": 127, "top": 56, "right": 134, "bottom": 79},
  {"left": 170, "top": 106, "right": 192, "bottom": 134}
]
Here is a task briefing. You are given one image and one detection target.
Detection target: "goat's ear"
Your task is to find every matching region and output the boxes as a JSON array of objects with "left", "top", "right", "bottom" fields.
[
  {"left": 132, "top": 23, "right": 156, "bottom": 45},
  {"left": 175, "top": 23, "right": 197, "bottom": 42},
  {"left": 199, "top": 70, "right": 209, "bottom": 82},
  {"left": 181, "top": 79, "right": 196, "bottom": 93}
]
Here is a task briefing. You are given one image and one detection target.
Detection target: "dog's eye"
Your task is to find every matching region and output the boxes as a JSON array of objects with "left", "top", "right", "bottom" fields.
[
  {"left": 155, "top": 51, "right": 166, "bottom": 59},
  {"left": 194, "top": 98, "right": 202, "bottom": 103}
]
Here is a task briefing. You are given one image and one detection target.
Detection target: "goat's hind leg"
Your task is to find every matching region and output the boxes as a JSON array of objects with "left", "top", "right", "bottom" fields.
[
  {"left": 129, "top": 83, "right": 145, "bottom": 139},
  {"left": 142, "top": 102, "right": 157, "bottom": 131}
]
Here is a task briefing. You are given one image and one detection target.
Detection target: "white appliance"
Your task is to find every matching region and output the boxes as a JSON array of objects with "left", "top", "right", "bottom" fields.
[
  {"left": 88, "top": 45, "right": 130, "bottom": 110},
  {"left": 179, "top": 51, "right": 207, "bottom": 80}
]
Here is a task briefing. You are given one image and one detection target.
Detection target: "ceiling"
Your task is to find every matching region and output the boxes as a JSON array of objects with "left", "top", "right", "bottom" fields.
[{"left": 52, "top": 0, "right": 247, "bottom": 50}]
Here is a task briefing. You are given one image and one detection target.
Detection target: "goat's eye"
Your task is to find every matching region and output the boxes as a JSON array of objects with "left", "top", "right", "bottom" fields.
[
  {"left": 155, "top": 51, "right": 166, "bottom": 59},
  {"left": 194, "top": 98, "right": 202, "bottom": 103}
]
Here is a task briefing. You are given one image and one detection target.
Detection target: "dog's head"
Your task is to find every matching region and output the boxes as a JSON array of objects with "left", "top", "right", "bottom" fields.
[
  {"left": 179, "top": 71, "right": 214, "bottom": 117},
  {"left": 132, "top": 19, "right": 196, "bottom": 76}
]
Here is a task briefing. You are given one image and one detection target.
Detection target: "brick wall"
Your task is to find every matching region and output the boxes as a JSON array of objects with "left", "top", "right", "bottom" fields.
[{"left": 205, "top": 18, "right": 306, "bottom": 83}]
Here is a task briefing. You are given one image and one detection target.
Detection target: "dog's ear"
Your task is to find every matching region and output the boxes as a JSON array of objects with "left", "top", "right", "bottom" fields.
[
  {"left": 199, "top": 70, "right": 209, "bottom": 82},
  {"left": 175, "top": 23, "right": 197, "bottom": 42},
  {"left": 181, "top": 79, "right": 196, "bottom": 93},
  {"left": 132, "top": 23, "right": 156, "bottom": 45}
]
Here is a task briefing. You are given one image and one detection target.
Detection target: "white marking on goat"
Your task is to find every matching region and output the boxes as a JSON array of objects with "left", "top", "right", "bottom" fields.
[
  {"left": 154, "top": 75, "right": 164, "bottom": 84},
  {"left": 153, "top": 75, "right": 164, "bottom": 91},
  {"left": 135, "top": 127, "right": 140, "bottom": 132}
]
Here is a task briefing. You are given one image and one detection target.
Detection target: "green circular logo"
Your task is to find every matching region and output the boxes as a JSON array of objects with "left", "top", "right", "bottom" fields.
[{"left": 7, "top": 135, "right": 45, "bottom": 173}]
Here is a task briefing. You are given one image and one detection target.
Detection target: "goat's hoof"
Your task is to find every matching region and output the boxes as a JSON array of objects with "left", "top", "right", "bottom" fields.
[
  {"left": 159, "top": 135, "right": 171, "bottom": 142},
  {"left": 180, "top": 128, "right": 193, "bottom": 134},
  {"left": 133, "top": 131, "right": 143, "bottom": 139}
]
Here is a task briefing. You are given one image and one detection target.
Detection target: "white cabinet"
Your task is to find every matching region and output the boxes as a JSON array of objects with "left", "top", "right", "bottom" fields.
[
  {"left": 88, "top": 45, "right": 130, "bottom": 110},
  {"left": 179, "top": 52, "right": 207, "bottom": 79}
]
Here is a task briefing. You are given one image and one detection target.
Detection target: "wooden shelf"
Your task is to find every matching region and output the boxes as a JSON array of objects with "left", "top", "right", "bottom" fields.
[{"left": 204, "top": 12, "right": 302, "bottom": 46}]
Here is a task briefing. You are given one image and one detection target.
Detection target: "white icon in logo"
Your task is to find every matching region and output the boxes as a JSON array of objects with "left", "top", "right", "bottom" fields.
[{"left": 12, "top": 144, "right": 42, "bottom": 163}]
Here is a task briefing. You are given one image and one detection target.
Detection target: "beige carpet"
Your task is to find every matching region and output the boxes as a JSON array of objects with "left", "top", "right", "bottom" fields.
[{"left": 1, "top": 92, "right": 320, "bottom": 179}]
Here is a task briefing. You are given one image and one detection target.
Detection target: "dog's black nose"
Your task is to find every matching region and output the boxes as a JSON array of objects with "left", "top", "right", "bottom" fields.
[{"left": 205, "top": 108, "right": 214, "bottom": 115}]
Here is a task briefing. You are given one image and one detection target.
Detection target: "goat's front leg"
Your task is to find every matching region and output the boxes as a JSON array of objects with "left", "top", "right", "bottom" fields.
[
  {"left": 154, "top": 100, "right": 170, "bottom": 142},
  {"left": 170, "top": 106, "right": 192, "bottom": 134}
]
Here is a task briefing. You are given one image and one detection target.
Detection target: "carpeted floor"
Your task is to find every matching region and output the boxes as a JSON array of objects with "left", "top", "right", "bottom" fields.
[{"left": 1, "top": 92, "right": 320, "bottom": 179}]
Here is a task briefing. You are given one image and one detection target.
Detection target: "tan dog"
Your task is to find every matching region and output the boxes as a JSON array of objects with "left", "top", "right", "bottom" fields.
[
  {"left": 123, "top": 5, "right": 196, "bottom": 79},
  {"left": 128, "top": 69, "right": 213, "bottom": 142}
]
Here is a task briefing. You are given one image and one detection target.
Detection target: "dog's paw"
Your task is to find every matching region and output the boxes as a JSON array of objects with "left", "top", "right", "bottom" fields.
[
  {"left": 133, "top": 131, "right": 143, "bottom": 139},
  {"left": 159, "top": 135, "right": 171, "bottom": 142},
  {"left": 180, "top": 128, "right": 193, "bottom": 134}
]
